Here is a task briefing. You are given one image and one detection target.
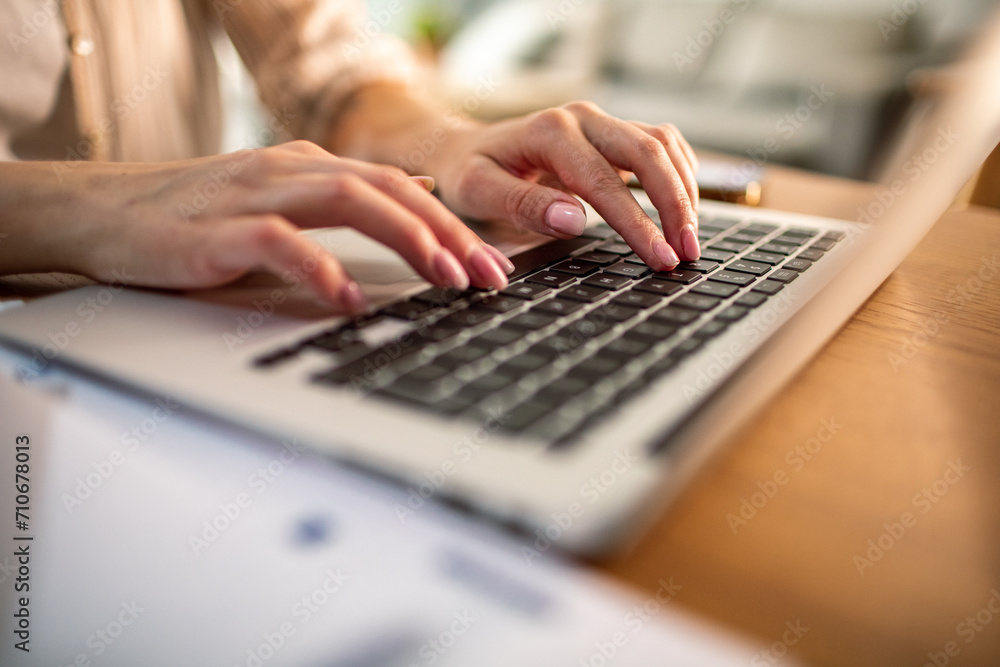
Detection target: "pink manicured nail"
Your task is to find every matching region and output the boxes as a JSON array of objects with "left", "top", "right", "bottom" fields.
[
  {"left": 652, "top": 238, "right": 679, "bottom": 270},
  {"left": 545, "top": 202, "right": 587, "bottom": 236},
  {"left": 469, "top": 246, "right": 509, "bottom": 290},
  {"left": 433, "top": 248, "right": 470, "bottom": 290},
  {"left": 410, "top": 175, "right": 436, "bottom": 192},
  {"left": 681, "top": 225, "right": 701, "bottom": 260},
  {"left": 339, "top": 281, "right": 369, "bottom": 315},
  {"left": 482, "top": 244, "right": 515, "bottom": 275}
]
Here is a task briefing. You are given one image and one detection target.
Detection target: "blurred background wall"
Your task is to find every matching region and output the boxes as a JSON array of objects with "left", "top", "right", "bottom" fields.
[{"left": 367, "top": 0, "right": 996, "bottom": 181}]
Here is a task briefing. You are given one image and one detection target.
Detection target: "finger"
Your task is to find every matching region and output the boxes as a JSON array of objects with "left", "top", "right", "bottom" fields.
[
  {"left": 356, "top": 164, "right": 512, "bottom": 289},
  {"left": 497, "top": 107, "right": 679, "bottom": 269},
  {"left": 631, "top": 121, "right": 699, "bottom": 210},
  {"left": 451, "top": 153, "right": 592, "bottom": 241},
  {"left": 251, "top": 173, "right": 506, "bottom": 290},
  {"left": 181, "top": 215, "right": 367, "bottom": 314},
  {"left": 569, "top": 110, "right": 698, "bottom": 262}
]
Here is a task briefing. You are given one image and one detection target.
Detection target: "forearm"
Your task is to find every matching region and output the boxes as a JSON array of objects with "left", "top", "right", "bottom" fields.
[{"left": 0, "top": 162, "right": 96, "bottom": 275}]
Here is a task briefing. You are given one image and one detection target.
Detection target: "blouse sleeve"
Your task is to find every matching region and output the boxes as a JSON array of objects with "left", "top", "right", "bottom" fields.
[{"left": 215, "top": 0, "right": 418, "bottom": 144}]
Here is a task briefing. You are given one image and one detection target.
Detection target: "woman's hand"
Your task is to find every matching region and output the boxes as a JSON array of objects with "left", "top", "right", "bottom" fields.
[
  {"left": 422, "top": 101, "right": 701, "bottom": 270},
  {"left": 0, "top": 141, "right": 513, "bottom": 314}
]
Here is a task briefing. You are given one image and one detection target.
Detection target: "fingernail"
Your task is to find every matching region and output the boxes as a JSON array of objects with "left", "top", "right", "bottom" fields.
[
  {"left": 652, "top": 238, "right": 679, "bottom": 270},
  {"left": 339, "top": 280, "right": 369, "bottom": 315},
  {"left": 469, "top": 246, "right": 509, "bottom": 290},
  {"left": 681, "top": 225, "right": 701, "bottom": 260},
  {"left": 433, "top": 248, "right": 470, "bottom": 290},
  {"left": 482, "top": 244, "right": 515, "bottom": 275},
  {"left": 410, "top": 175, "right": 435, "bottom": 192},
  {"left": 545, "top": 202, "right": 587, "bottom": 236}
]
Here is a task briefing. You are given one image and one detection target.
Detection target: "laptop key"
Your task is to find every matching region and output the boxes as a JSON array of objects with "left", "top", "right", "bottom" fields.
[
  {"left": 783, "top": 258, "right": 813, "bottom": 272},
  {"left": 601, "top": 336, "right": 653, "bottom": 358},
  {"left": 475, "top": 326, "right": 524, "bottom": 346},
  {"left": 774, "top": 234, "right": 807, "bottom": 246},
  {"left": 413, "top": 286, "right": 467, "bottom": 307},
  {"left": 727, "top": 260, "right": 770, "bottom": 276},
  {"left": 757, "top": 243, "right": 795, "bottom": 256},
  {"left": 603, "top": 263, "right": 651, "bottom": 279},
  {"left": 574, "top": 251, "right": 620, "bottom": 265},
  {"left": 810, "top": 238, "right": 838, "bottom": 251},
  {"left": 669, "top": 337, "right": 704, "bottom": 359},
  {"left": 568, "top": 354, "right": 625, "bottom": 380},
  {"left": 551, "top": 259, "right": 601, "bottom": 276},
  {"left": 596, "top": 241, "right": 634, "bottom": 255},
  {"left": 716, "top": 305, "right": 750, "bottom": 322},
  {"left": 562, "top": 284, "right": 609, "bottom": 303},
  {"left": 651, "top": 306, "right": 699, "bottom": 326},
  {"left": 796, "top": 248, "right": 825, "bottom": 261},
  {"left": 701, "top": 248, "right": 735, "bottom": 262},
  {"left": 653, "top": 269, "right": 702, "bottom": 284},
  {"left": 768, "top": 269, "right": 799, "bottom": 284},
  {"left": 751, "top": 280, "right": 785, "bottom": 295},
  {"left": 692, "top": 281, "right": 739, "bottom": 299},
  {"left": 439, "top": 308, "right": 496, "bottom": 328},
  {"left": 709, "top": 241, "right": 747, "bottom": 253},
  {"left": 676, "top": 260, "right": 720, "bottom": 274},
  {"left": 673, "top": 293, "right": 722, "bottom": 312},
  {"left": 707, "top": 271, "right": 756, "bottom": 287},
  {"left": 693, "top": 320, "right": 729, "bottom": 339},
  {"left": 498, "top": 402, "right": 552, "bottom": 433},
  {"left": 821, "top": 230, "right": 845, "bottom": 241},
  {"left": 506, "top": 236, "right": 596, "bottom": 281},
  {"left": 526, "top": 271, "right": 575, "bottom": 288},
  {"left": 744, "top": 222, "right": 779, "bottom": 234},
  {"left": 584, "top": 273, "right": 633, "bottom": 290},
  {"left": 624, "top": 321, "right": 678, "bottom": 342},
  {"left": 597, "top": 301, "right": 642, "bottom": 323},
  {"left": 381, "top": 300, "right": 435, "bottom": 321},
  {"left": 634, "top": 278, "right": 684, "bottom": 297},
  {"left": 534, "top": 297, "right": 584, "bottom": 316},
  {"left": 735, "top": 292, "right": 768, "bottom": 308},
  {"left": 580, "top": 224, "right": 620, "bottom": 240},
  {"left": 474, "top": 294, "right": 527, "bottom": 313},
  {"left": 501, "top": 282, "right": 552, "bottom": 300},
  {"left": 743, "top": 251, "right": 784, "bottom": 266},
  {"left": 506, "top": 311, "right": 558, "bottom": 330},
  {"left": 613, "top": 289, "right": 662, "bottom": 309}
]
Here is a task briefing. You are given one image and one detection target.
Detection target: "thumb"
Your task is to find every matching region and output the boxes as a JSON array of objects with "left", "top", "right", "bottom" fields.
[{"left": 450, "top": 156, "right": 588, "bottom": 238}]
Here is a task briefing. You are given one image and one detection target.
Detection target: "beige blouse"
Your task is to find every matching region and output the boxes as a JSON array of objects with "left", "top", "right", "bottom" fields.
[{"left": 0, "top": 0, "right": 416, "bottom": 163}]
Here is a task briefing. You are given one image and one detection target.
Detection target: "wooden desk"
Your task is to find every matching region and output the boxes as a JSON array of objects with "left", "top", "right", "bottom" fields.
[{"left": 602, "top": 165, "right": 1000, "bottom": 666}]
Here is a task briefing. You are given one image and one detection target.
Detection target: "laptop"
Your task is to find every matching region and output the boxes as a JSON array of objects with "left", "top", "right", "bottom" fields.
[{"left": 1, "top": 10, "right": 998, "bottom": 557}]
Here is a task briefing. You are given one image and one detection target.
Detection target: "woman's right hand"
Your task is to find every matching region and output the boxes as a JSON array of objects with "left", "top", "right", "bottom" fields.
[{"left": 0, "top": 141, "right": 513, "bottom": 314}]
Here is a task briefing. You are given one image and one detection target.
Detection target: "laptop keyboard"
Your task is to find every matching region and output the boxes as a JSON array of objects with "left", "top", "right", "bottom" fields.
[{"left": 254, "top": 214, "right": 844, "bottom": 447}]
